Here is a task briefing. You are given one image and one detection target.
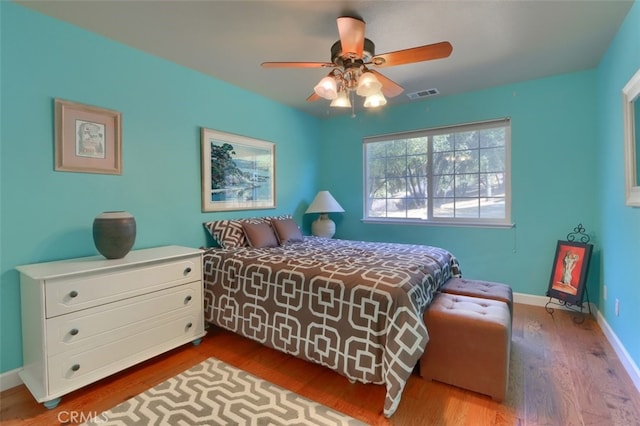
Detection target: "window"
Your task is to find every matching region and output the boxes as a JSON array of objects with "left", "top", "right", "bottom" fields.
[{"left": 363, "top": 119, "right": 511, "bottom": 226}]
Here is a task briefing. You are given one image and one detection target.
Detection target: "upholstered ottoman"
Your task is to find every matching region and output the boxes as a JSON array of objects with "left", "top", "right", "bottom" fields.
[
  {"left": 420, "top": 293, "right": 511, "bottom": 401},
  {"left": 440, "top": 277, "right": 513, "bottom": 319}
]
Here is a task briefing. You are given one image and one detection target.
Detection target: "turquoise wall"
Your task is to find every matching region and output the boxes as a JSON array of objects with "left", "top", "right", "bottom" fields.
[
  {"left": 0, "top": 3, "right": 320, "bottom": 373},
  {"left": 318, "top": 71, "right": 599, "bottom": 300},
  {"left": 596, "top": 1, "right": 640, "bottom": 370}
]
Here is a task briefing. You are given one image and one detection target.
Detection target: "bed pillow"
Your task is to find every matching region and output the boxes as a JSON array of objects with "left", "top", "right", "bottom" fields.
[
  {"left": 203, "top": 220, "right": 247, "bottom": 249},
  {"left": 242, "top": 222, "right": 279, "bottom": 248},
  {"left": 270, "top": 218, "right": 304, "bottom": 245},
  {"left": 204, "top": 215, "right": 294, "bottom": 248}
]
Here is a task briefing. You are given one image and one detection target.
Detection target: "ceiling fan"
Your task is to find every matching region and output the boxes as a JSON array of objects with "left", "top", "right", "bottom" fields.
[{"left": 261, "top": 16, "right": 453, "bottom": 109}]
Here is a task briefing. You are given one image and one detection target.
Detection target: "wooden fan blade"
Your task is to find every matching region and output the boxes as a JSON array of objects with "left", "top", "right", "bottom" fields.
[
  {"left": 306, "top": 92, "right": 321, "bottom": 102},
  {"left": 261, "top": 62, "right": 333, "bottom": 68},
  {"left": 370, "top": 70, "right": 404, "bottom": 98},
  {"left": 337, "top": 16, "right": 365, "bottom": 58},
  {"left": 372, "top": 41, "right": 453, "bottom": 68}
]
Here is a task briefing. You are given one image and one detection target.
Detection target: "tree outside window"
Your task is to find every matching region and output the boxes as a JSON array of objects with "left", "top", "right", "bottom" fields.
[{"left": 364, "top": 119, "right": 511, "bottom": 226}]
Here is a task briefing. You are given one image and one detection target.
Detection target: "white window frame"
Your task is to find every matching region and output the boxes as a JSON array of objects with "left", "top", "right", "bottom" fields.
[{"left": 363, "top": 118, "right": 512, "bottom": 228}]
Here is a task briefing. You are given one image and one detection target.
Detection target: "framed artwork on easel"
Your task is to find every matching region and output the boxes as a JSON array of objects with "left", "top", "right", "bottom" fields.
[{"left": 547, "top": 240, "right": 593, "bottom": 306}]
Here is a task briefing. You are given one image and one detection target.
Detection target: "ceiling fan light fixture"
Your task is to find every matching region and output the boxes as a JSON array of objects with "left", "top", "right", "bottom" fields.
[
  {"left": 363, "top": 90, "right": 387, "bottom": 108},
  {"left": 330, "top": 90, "right": 352, "bottom": 108},
  {"left": 356, "top": 71, "right": 382, "bottom": 96},
  {"left": 314, "top": 76, "right": 338, "bottom": 100},
  {"left": 261, "top": 16, "right": 452, "bottom": 112}
]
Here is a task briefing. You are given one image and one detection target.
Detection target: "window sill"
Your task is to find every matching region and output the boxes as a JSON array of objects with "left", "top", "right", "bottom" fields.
[{"left": 361, "top": 218, "right": 515, "bottom": 229}]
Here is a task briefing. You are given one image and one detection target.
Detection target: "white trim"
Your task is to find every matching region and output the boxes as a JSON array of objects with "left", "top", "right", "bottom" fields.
[
  {"left": 622, "top": 67, "right": 640, "bottom": 207},
  {"left": 513, "top": 292, "right": 591, "bottom": 310},
  {"left": 0, "top": 367, "right": 23, "bottom": 392},
  {"left": 361, "top": 218, "right": 515, "bottom": 229},
  {"left": 514, "top": 292, "right": 640, "bottom": 394},
  {"left": 362, "top": 117, "right": 512, "bottom": 143},
  {"left": 595, "top": 309, "right": 640, "bottom": 392}
]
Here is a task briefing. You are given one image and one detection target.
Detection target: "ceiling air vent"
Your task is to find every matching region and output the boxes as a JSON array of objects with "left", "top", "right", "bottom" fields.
[{"left": 407, "top": 88, "right": 440, "bottom": 100}]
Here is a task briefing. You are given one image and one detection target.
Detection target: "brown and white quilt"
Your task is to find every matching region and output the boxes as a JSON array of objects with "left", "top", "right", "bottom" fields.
[{"left": 202, "top": 237, "right": 461, "bottom": 417}]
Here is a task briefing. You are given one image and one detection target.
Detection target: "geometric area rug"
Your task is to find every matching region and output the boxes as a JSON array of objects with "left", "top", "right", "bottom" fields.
[{"left": 83, "top": 357, "right": 367, "bottom": 426}]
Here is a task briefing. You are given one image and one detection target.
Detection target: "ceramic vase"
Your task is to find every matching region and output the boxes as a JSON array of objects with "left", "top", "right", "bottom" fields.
[{"left": 93, "top": 211, "right": 136, "bottom": 259}]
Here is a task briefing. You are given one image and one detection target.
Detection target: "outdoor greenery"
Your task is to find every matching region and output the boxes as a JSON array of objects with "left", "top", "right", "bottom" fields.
[{"left": 365, "top": 127, "right": 507, "bottom": 220}]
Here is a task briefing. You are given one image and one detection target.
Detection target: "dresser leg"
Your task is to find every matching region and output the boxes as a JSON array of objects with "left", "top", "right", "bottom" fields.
[
  {"left": 43, "top": 398, "right": 61, "bottom": 409},
  {"left": 192, "top": 338, "right": 202, "bottom": 346}
]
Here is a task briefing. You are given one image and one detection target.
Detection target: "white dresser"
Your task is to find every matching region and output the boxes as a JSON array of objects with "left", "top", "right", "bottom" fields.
[{"left": 17, "top": 245, "right": 205, "bottom": 409}]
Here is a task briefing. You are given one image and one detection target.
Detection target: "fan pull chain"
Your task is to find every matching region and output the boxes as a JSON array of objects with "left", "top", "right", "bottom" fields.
[{"left": 351, "top": 91, "right": 356, "bottom": 118}]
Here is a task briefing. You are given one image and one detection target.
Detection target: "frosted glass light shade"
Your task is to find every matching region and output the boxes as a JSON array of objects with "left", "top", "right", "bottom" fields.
[
  {"left": 314, "top": 76, "right": 338, "bottom": 100},
  {"left": 356, "top": 72, "right": 382, "bottom": 97},
  {"left": 330, "top": 90, "right": 352, "bottom": 108},
  {"left": 364, "top": 91, "right": 387, "bottom": 108}
]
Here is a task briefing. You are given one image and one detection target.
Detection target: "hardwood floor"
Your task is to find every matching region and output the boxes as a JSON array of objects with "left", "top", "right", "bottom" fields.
[{"left": 2, "top": 303, "right": 640, "bottom": 425}]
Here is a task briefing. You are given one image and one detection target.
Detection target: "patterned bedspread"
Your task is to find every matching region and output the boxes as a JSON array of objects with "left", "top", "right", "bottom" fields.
[{"left": 202, "top": 237, "right": 461, "bottom": 417}]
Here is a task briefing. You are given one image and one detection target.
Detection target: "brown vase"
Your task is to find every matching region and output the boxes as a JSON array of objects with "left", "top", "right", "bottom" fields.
[{"left": 93, "top": 211, "right": 136, "bottom": 259}]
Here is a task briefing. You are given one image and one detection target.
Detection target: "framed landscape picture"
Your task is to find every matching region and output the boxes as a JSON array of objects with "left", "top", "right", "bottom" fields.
[
  {"left": 201, "top": 128, "right": 275, "bottom": 212},
  {"left": 547, "top": 240, "right": 593, "bottom": 306},
  {"left": 54, "top": 99, "right": 122, "bottom": 174}
]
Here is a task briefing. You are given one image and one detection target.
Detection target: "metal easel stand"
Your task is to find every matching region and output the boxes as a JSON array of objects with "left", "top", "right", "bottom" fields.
[
  {"left": 545, "top": 224, "right": 593, "bottom": 324},
  {"left": 545, "top": 286, "right": 592, "bottom": 324}
]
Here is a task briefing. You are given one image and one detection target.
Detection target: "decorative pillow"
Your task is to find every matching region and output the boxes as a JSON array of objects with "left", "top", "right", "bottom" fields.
[
  {"left": 203, "top": 215, "right": 294, "bottom": 248},
  {"left": 270, "top": 218, "right": 304, "bottom": 245},
  {"left": 242, "top": 222, "right": 279, "bottom": 248},
  {"left": 203, "top": 220, "right": 246, "bottom": 249},
  {"left": 262, "top": 214, "right": 293, "bottom": 223}
]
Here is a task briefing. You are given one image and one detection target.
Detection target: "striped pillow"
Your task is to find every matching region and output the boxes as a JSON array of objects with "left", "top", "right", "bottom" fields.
[{"left": 203, "top": 219, "right": 246, "bottom": 249}]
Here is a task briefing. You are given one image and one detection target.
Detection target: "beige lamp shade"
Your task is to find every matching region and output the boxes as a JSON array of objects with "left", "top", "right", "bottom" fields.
[
  {"left": 305, "top": 191, "right": 345, "bottom": 214},
  {"left": 305, "top": 191, "right": 344, "bottom": 238}
]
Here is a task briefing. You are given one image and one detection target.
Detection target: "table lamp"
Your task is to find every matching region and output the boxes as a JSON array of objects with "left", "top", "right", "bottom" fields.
[{"left": 305, "top": 191, "right": 345, "bottom": 238}]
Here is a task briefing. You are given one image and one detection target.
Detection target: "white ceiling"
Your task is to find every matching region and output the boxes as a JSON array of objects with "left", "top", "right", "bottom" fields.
[{"left": 17, "top": 0, "right": 633, "bottom": 118}]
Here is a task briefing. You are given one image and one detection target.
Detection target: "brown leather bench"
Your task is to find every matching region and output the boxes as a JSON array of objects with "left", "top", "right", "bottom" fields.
[
  {"left": 440, "top": 277, "right": 514, "bottom": 320},
  {"left": 420, "top": 292, "right": 511, "bottom": 401}
]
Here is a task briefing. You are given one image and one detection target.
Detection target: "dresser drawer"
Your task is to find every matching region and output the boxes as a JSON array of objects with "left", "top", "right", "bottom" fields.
[
  {"left": 45, "top": 256, "right": 201, "bottom": 318},
  {"left": 47, "top": 310, "right": 203, "bottom": 396},
  {"left": 46, "top": 281, "right": 201, "bottom": 356}
]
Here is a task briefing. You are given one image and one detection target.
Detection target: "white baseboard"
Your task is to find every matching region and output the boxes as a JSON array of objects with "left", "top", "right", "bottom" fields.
[
  {"left": 0, "top": 367, "right": 22, "bottom": 392},
  {"left": 595, "top": 309, "right": 640, "bottom": 392},
  {"left": 514, "top": 292, "right": 640, "bottom": 394},
  {"left": 513, "top": 292, "right": 593, "bottom": 311}
]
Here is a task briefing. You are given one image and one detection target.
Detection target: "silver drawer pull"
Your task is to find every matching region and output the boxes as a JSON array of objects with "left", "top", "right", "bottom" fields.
[
  {"left": 69, "top": 290, "right": 79, "bottom": 298},
  {"left": 184, "top": 295, "right": 192, "bottom": 304},
  {"left": 71, "top": 364, "right": 80, "bottom": 372},
  {"left": 69, "top": 328, "right": 79, "bottom": 336},
  {"left": 186, "top": 322, "right": 193, "bottom": 329},
  {"left": 184, "top": 267, "right": 192, "bottom": 275}
]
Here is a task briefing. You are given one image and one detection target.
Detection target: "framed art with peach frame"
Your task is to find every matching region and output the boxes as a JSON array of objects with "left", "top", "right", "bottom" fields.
[
  {"left": 547, "top": 240, "right": 593, "bottom": 306},
  {"left": 55, "top": 99, "right": 122, "bottom": 174}
]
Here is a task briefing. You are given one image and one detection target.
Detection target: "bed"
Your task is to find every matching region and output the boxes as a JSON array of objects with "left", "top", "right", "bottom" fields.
[{"left": 202, "top": 217, "right": 461, "bottom": 417}]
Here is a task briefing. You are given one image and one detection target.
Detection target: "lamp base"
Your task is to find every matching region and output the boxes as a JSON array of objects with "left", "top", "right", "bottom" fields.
[{"left": 311, "top": 214, "right": 336, "bottom": 238}]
